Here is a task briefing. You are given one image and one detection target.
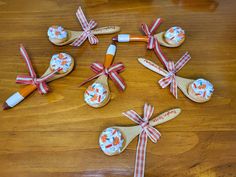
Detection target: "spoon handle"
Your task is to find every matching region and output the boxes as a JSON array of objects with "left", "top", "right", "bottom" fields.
[
  {"left": 2, "top": 68, "right": 63, "bottom": 110},
  {"left": 104, "top": 43, "right": 117, "bottom": 68},
  {"left": 2, "top": 84, "right": 37, "bottom": 110},
  {"left": 112, "top": 34, "right": 149, "bottom": 42},
  {"left": 149, "top": 108, "right": 181, "bottom": 127},
  {"left": 138, "top": 58, "right": 168, "bottom": 77},
  {"left": 92, "top": 26, "right": 120, "bottom": 35}
]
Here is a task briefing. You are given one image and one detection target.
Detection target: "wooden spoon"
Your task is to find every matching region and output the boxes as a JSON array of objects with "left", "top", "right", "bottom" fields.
[
  {"left": 112, "top": 26, "right": 185, "bottom": 48},
  {"left": 99, "top": 108, "right": 181, "bottom": 156},
  {"left": 84, "top": 43, "right": 116, "bottom": 108},
  {"left": 2, "top": 53, "right": 74, "bottom": 110},
  {"left": 48, "top": 25, "right": 120, "bottom": 46},
  {"left": 138, "top": 58, "right": 212, "bottom": 103}
]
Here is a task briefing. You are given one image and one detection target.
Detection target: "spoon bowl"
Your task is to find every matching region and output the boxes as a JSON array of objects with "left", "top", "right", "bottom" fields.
[
  {"left": 45, "top": 53, "right": 75, "bottom": 81},
  {"left": 84, "top": 75, "right": 110, "bottom": 108},
  {"left": 155, "top": 29, "right": 185, "bottom": 48}
]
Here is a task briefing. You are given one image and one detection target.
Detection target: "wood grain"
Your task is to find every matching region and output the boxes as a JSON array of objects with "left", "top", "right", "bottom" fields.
[{"left": 0, "top": 0, "right": 236, "bottom": 176}]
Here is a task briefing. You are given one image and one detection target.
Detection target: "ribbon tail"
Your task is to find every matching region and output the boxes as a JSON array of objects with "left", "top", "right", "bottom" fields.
[
  {"left": 71, "top": 32, "right": 88, "bottom": 47},
  {"left": 175, "top": 52, "right": 191, "bottom": 73},
  {"left": 109, "top": 72, "right": 126, "bottom": 91},
  {"left": 153, "top": 40, "right": 169, "bottom": 67},
  {"left": 16, "top": 75, "right": 33, "bottom": 84},
  {"left": 88, "top": 19, "right": 97, "bottom": 30},
  {"left": 146, "top": 127, "right": 161, "bottom": 143},
  {"left": 149, "top": 18, "right": 163, "bottom": 34},
  {"left": 143, "top": 103, "right": 154, "bottom": 121},
  {"left": 134, "top": 132, "right": 147, "bottom": 177},
  {"left": 170, "top": 76, "right": 178, "bottom": 99},
  {"left": 76, "top": 6, "right": 89, "bottom": 30},
  {"left": 37, "top": 82, "right": 49, "bottom": 94},
  {"left": 90, "top": 62, "right": 105, "bottom": 73},
  {"left": 141, "top": 23, "right": 150, "bottom": 36},
  {"left": 19, "top": 44, "right": 37, "bottom": 78},
  {"left": 122, "top": 110, "right": 143, "bottom": 124},
  {"left": 79, "top": 73, "right": 101, "bottom": 87},
  {"left": 158, "top": 76, "right": 172, "bottom": 89},
  {"left": 88, "top": 35, "right": 99, "bottom": 45}
]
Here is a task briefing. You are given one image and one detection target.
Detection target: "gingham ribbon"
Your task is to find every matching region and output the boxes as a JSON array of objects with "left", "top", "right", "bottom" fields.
[
  {"left": 123, "top": 103, "right": 161, "bottom": 177},
  {"left": 71, "top": 6, "right": 99, "bottom": 47},
  {"left": 16, "top": 45, "right": 58, "bottom": 94},
  {"left": 159, "top": 52, "right": 191, "bottom": 98},
  {"left": 141, "top": 18, "right": 169, "bottom": 66},
  {"left": 79, "top": 62, "right": 126, "bottom": 91}
]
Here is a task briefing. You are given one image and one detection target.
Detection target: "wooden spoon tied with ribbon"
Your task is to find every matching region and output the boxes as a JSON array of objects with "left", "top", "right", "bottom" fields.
[
  {"left": 47, "top": 6, "right": 120, "bottom": 46},
  {"left": 138, "top": 58, "right": 211, "bottom": 103},
  {"left": 48, "top": 26, "right": 120, "bottom": 46},
  {"left": 83, "top": 43, "right": 117, "bottom": 108},
  {"left": 100, "top": 108, "right": 181, "bottom": 155},
  {"left": 112, "top": 18, "right": 185, "bottom": 48},
  {"left": 112, "top": 30, "right": 185, "bottom": 48},
  {"left": 2, "top": 46, "right": 74, "bottom": 110}
]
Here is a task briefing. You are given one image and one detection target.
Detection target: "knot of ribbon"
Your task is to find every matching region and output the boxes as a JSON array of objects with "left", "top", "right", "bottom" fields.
[
  {"left": 141, "top": 18, "right": 162, "bottom": 50},
  {"left": 141, "top": 18, "right": 170, "bottom": 67},
  {"left": 79, "top": 62, "right": 126, "bottom": 91},
  {"left": 158, "top": 52, "right": 191, "bottom": 98},
  {"left": 123, "top": 103, "right": 161, "bottom": 177},
  {"left": 16, "top": 45, "right": 58, "bottom": 94},
  {"left": 71, "top": 6, "right": 99, "bottom": 47}
]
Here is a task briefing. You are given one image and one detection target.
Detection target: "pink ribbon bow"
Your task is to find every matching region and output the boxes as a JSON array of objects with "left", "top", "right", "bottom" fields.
[
  {"left": 79, "top": 62, "right": 126, "bottom": 91},
  {"left": 16, "top": 45, "right": 58, "bottom": 94},
  {"left": 123, "top": 103, "right": 161, "bottom": 177},
  {"left": 141, "top": 18, "right": 169, "bottom": 67},
  {"left": 159, "top": 52, "right": 191, "bottom": 98},
  {"left": 71, "top": 6, "right": 99, "bottom": 47}
]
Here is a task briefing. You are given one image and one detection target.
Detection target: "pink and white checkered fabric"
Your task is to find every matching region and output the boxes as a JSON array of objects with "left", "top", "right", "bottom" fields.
[
  {"left": 159, "top": 52, "right": 191, "bottom": 98},
  {"left": 79, "top": 62, "right": 126, "bottom": 91},
  {"left": 141, "top": 18, "right": 169, "bottom": 67},
  {"left": 71, "top": 6, "right": 99, "bottom": 47},
  {"left": 16, "top": 44, "right": 58, "bottom": 94},
  {"left": 123, "top": 103, "right": 161, "bottom": 177}
]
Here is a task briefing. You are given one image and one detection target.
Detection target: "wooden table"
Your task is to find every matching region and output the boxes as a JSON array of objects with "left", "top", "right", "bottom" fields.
[{"left": 0, "top": 0, "right": 235, "bottom": 176}]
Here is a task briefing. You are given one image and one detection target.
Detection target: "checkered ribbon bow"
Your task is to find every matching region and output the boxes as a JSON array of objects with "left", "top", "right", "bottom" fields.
[
  {"left": 71, "top": 6, "right": 99, "bottom": 47},
  {"left": 159, "top": 52, "right": 191, "bottom": 98},
  {"left": 79, "top": 62, "right": 126, "bottom": 91},
  {"left": 141, "top": 18, "right": 169, "bottom": 66},
  {"left": 16, "top": 45, "right": 58, "bottom": 94},
  {"left": 123, "top": 103, "right": 161, "bottom": 177}
]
